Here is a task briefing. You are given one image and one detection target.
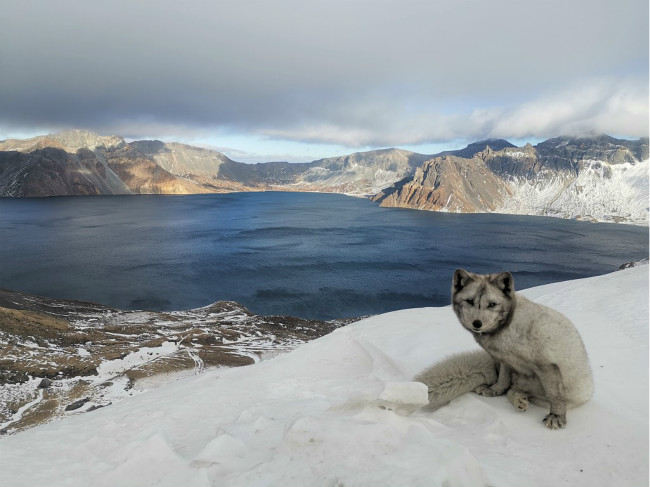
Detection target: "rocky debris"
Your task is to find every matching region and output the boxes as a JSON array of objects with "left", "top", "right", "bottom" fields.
[
  {"left": 65, "top": 398, "right": 90, "bottom": 411},
  {"left": 619, "top": 258, "right": 649, "bottom": 270},
  {"left": 86, "top": 402, "right": 111, "bottom": 412},
  {"left": 0, "top": 288, "right": 357, "bottom": 434}
]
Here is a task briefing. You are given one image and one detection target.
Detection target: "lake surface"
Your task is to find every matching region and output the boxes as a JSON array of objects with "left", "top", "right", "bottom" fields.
[{"left": 0, "top": 192, "right": 647, "bottom": 320}]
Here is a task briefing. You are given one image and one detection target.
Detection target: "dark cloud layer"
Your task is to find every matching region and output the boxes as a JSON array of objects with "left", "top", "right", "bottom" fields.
[{"left": 1, "top": 0, "right": 647, "bottom": 147}]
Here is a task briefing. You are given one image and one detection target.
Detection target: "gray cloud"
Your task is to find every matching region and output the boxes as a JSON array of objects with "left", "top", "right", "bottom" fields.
[{"left": 1, "top": 0, "right": 647, "bottom": 148}]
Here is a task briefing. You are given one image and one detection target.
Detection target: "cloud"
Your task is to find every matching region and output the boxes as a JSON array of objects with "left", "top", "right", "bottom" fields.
[
  {"left": 487, "top": 78, "right": 649, "bottom": 139},
  {"left": 0, "top": 0, "right": 647, "bottom": 149},
  {"left": 259, "top": 77, "right": 649, "bottom": 146}
]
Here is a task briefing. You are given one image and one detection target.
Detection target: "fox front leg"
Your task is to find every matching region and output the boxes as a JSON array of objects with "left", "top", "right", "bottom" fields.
[
  {"left": 474, "top": 362, "right": 511, "bottom": 397},
  {"left": 537, "top": 364, "right": 567, "bottom": 430}
]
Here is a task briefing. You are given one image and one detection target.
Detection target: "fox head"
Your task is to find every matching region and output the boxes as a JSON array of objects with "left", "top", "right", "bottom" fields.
[{"left": 451, "top": 269, "right": 516, "bottom": 335}]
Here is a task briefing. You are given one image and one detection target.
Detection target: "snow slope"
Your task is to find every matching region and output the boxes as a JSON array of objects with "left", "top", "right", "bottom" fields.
[
  {"left": 0, "top": 266, "right": 648, "bottom": 486},
  {"left": 499, "top": 159, "right": 649, "bottom": 225}
]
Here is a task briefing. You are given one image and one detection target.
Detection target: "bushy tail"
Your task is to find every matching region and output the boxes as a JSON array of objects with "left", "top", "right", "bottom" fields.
[{"left": 414, "top": 350, "right": 497, "bottom": 410}]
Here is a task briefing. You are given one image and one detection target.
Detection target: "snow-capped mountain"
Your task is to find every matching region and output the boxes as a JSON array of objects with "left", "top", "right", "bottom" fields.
[
  {"left": 373, "top": 135, "right": 649, "bottom": 225},
  {"left": 0, "top": 266, "right": 647, "bottom": 486}
]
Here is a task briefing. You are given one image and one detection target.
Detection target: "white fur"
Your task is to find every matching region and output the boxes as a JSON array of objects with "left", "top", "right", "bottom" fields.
[
  {"left": 415, "top": 269, "right": 594, "bottom": 429},
  {"left": 414, "top": 350, "right": 497, "bottom": 410}
]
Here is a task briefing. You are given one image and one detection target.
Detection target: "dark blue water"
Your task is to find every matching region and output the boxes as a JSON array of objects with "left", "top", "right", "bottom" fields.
[{"left": 0, "top": 192, "right": 647, "bottom": 319}]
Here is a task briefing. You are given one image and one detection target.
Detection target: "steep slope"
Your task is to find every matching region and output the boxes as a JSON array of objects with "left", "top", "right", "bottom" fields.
[
  {"left": 129, "top": 140, "right": 255, "bottom": 192},
  {"left": 130, "top": 140, "right": 233, "bottom": 177},
  {"left": 438, "top": 138, "right": 516, "bottom": 159},
  {"left": 0, "top": 129, "right": 124, "bottom": 153},
  {"left": 534, "top": 134, "right": 648, "bottom": 166},
  {"left": 489, "top": 136, "right": 649, "bottom": 224},
  {"left": 100, "top": 144, "right": 207, "bottom": 195},
  {"left": 374, "top": 135, "right": 649, "bottom": 224},
  {"left": 216, "top": 159, "right": 310, "bottom": 188},
  {"left": 291, "top": 149, "right": 430, "bottom": 195},
  {"left": 372, "top": 151, "right": 511, "bottom": 212},
  {"left": 127, "top": 142, "right": 431, "bottom": 195},
  {"left": 0, "top": 131, "right": 208, "bottom": 196},
  {"left": 294, "top": 140, "right": 520, "bottom": 195},
  {"left": 0, "top": 147, "right": 132, "bottom": 196}
]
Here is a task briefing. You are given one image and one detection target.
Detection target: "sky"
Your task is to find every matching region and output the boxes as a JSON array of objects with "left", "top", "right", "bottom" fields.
[{"left": 0, "top": 0, "right": 647, "bottom": 162}]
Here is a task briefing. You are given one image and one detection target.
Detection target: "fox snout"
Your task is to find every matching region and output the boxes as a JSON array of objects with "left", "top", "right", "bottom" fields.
[{"left": 472, "top": 320, "right": 483, "bottom": 330}]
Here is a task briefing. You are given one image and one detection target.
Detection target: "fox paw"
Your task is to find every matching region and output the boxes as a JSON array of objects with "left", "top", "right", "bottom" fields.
[
  {"left": 473, "top": 385, "right": 502, "bottom": 397},
  {"left": 542, "top": 413, "right": 566, "bottom": 430},
  {"left": 508, "top": 391, "right": 529, "bottom": 412}
]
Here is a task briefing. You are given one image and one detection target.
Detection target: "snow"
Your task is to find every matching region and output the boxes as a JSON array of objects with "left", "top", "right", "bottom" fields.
[
  {"left": 0, "top": 266, "right": 648, "bottom": 486},
  {"left": 500, "top": 159, "right": 649, "bottom": 225},
  {"left": 94, "top": 341, "right": 179, "bottom": 378}
]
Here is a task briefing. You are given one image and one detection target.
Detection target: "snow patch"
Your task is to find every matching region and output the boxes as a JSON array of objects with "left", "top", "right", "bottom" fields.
[{"left": 500, "top": 159, "right": 649, "bottom": 224}]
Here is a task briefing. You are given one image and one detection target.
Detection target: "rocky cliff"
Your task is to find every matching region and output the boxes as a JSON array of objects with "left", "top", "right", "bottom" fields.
[
  {"left": 290, "top": 149, "right": 430, "bottom": 194},
  {"left": 373, "top": 135, "right": 649, "bottom": 224},
  {"left": 0, "top": 130, "right": 208, "bottom": 196},
  {"left": 371, "top": 153, "right": 512, "bottom": 212}
]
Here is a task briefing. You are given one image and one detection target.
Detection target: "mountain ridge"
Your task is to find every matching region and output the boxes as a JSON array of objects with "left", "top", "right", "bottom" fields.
[
  {"left": 372, "top": 136, "right": 648, "bottom": 224},
  {"left": 1, "top": 129, "right": 647, "bottom": 224}
]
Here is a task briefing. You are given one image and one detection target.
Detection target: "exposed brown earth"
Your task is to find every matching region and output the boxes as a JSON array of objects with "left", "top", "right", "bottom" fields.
[{"left": 372, "top": 153, "right": 512, "bottom": 212}]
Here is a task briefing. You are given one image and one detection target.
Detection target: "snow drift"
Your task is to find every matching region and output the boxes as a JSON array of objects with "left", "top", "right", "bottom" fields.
[{"left": 0, "top": 266, "right": 648, "bottom": 486}]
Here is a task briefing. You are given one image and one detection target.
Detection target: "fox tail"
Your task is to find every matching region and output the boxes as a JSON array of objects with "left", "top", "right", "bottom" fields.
[{"left": 414, "top": 350, "right": 497, "bottom": 410}]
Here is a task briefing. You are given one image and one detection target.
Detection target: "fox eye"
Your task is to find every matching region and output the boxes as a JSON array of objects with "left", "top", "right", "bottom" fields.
[
  {"left": 487, "top": 302, "right": 497, "bottom": 308},
  {"left": 465, "top": 299, "right": 474, "bottom": 306}
]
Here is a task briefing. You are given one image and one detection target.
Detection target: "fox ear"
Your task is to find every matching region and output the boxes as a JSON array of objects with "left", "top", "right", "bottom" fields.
[
  {"left": 492, "top": 272, "right": 514, "bottom": 296},
  {"left": 453, "top": 269, "right": 472, "bottom": 292}
]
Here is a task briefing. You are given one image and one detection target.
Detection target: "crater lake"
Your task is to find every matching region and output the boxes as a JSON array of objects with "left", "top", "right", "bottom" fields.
[{"left": 1, "top": 192, "right": 647, "bottom": 320}]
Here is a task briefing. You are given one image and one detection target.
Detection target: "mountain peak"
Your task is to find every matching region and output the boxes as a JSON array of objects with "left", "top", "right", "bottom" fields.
[
  {"left": 50, "top": 129, "right": 124, "bottom": 151},
  {"left": 439, "top": 138, "right": 515, "bottom": 159}
]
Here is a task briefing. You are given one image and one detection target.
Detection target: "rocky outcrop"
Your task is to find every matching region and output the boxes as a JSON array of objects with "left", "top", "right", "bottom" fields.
[
  {"left": 374, "top": 136, "right": 649, "bottom": 224},
  {"left": 0, "top": 129, "right": 123, "bottom": 154},
  {"left": 101, "top": 144, "right": 206, "bottom": 194},
  {"left": 0, "top": 147, "right": 130, "bottom": 196},
  {"left": 291, "top": 149, "right": 430, "bottom": 195},
  {"left": 438, "top": 138, "right": 516, "bottom": 159},
  {"left": 130, "top": 140, "right": 253, "bottom": 192},
  {"left": 50, "top": 129, "right": 125, "bottom": 152},
  {"left": 372, "top": 153, "right": 511, "bottom": 212},
  {"left": 0, "top": 134, "right": 207, "bottom": 196}
]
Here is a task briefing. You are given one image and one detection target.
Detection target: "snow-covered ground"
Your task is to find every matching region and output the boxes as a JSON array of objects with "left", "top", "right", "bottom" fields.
[
  {"left": 499, "top": 159, "right": 649, "bottom": 225},
  {"left": 0, "top": 266, "right": 648, "bottom": 486}
]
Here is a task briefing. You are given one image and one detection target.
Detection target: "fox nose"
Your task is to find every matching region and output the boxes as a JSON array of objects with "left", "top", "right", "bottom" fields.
[{"left": 472, "top": 320, "right": 483, "bottom": 329}]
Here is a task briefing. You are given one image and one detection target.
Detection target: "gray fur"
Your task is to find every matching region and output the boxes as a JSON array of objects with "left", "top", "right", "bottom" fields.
[
  {"left": 416, "top": 268, "right": 594, "bottom": 429},
  {"left": 414, "top": 350, "right": 497, "bottom": 410}
]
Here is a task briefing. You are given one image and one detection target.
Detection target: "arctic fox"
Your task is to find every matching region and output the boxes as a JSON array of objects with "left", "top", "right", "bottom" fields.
[{"left": 415, "top": 269, "right": 594, "bottom": 429}]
